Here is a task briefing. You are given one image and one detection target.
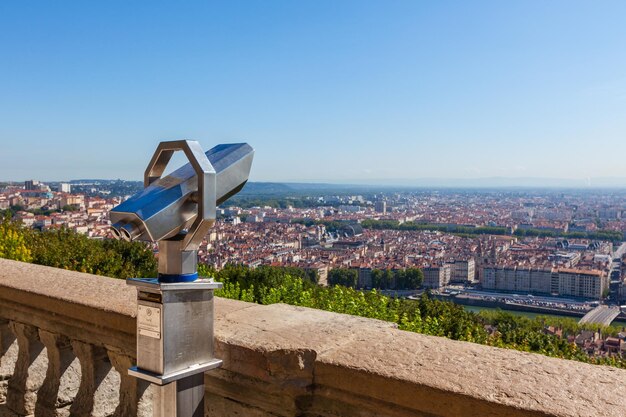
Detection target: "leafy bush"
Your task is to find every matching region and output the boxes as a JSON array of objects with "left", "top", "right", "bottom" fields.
[
  {"left": 0, "top": 216, "right": 32, "bottom": 262},
  {"left": 0, "top": 218, "right": 157, "bottom": 278}
]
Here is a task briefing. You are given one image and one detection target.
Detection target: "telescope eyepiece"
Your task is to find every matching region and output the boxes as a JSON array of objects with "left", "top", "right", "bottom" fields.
[
  {"left": 110, "top": 222, "right": 123, "bottom": 240},
  {"left": 120, "top": 223, "right": 141, "bottom": 242}
]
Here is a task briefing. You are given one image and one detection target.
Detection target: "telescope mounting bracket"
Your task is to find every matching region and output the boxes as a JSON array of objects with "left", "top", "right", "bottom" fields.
[{"left": 144, "top": 140, "right": 217, "bottom": 252}]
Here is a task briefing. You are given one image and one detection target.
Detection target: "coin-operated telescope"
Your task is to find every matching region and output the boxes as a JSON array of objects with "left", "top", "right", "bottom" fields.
[{"left": 109, "top": 140, "right": 253, "bottom": 417}]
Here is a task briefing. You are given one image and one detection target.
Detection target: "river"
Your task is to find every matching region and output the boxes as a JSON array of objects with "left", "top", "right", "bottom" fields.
[{"left": 462, "top": 305, "right": 626, "bottom": 328}]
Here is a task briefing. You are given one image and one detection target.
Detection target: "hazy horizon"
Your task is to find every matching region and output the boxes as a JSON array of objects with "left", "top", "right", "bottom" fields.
[{"left": 2, "top": 176, "right": 626, "bottom": 190}]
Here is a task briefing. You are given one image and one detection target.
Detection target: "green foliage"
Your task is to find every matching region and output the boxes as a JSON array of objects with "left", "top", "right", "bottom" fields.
[
  {"left": 4, "top": 215, "right": 624, "bottom": 368},
  {"left": 222, "top": 197, "right": 320, "bottom": 209},
  {"left": 3, "top": 204, "right": 79, "bottom": 218},
  {"left": 0, "top": 215, "right": 32, "bottom": 262},
  {"left": 370, "top": 267, "right": 423, "bottom": 290},
  {"left": 0, "top": 218, "right": 157, "bottom": 278},
  {"left": 24, "top": 228, "right": 157, "bottom": 278},
  {"left": 361, "top": 219, "right": 401, "bottom": 230},
  {"left": 0, "top": 206, "right": 23, "bottom": 218},
  {"left": 362, "top": 219, "right": 623, "bottom": 242},
  {"left": 328, "top": 268, "right": 358, "bottom": 287},
  {"left": 328, "top": 267, "right": 423, "bottom": 290},
  {"left": 361, "top": 219, "right": 509, "bottom": 236},
  {"left": 513, "top": 227, "right": 622, "bottom": 242}
]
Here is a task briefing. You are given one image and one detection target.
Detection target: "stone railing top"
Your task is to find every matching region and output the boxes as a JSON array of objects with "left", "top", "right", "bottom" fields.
[
  {"left": 0, "top": 258, "right": 137, "bottom": 353},
  {"left": 1, "top": 258, "right": 625, "bottom": 417},
  {"left": 0, "top": 258, "right": 136, "bottom": 317}
]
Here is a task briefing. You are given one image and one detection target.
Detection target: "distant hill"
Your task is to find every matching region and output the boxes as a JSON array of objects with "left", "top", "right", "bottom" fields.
[
  {"left": 238, "top": 181, "right": 385, "bottom": 196},
  {"left": 69, "top": 179, "right": 142, "bottom": 185},
  {"left": 385, "top": 177, "right": 626, "bottom": 188},
  {"left": 238, "top": 182, "right": 295, "bottom": 195}
]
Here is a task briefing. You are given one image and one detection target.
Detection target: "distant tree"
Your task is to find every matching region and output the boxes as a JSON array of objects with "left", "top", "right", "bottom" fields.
[
  {"left": 401, "top": 267, "right": 423, "bottom": 289},
  {"left": 371, "top": 269, "right": 383, "bottom": 288},
  {"left": 383, "top": 269, "right": 394, "bottom": 289},
  {"left": 328, "top": 268, "right": 358, "bottom": 288},
  {"left": 369, "top": 267, "right": 423, "bottom": 290}
]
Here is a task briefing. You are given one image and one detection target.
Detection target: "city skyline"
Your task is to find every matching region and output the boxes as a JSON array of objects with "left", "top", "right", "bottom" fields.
[{"left": 1, "top": 1, "right": 626, "bottom": 183}]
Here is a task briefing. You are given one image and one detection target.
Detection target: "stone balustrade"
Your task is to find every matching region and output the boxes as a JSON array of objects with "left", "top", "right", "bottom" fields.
[
  {"left": 1, "top": 257, "right": 626, "bottom": 417},
  {"left": 0, "top": 259, "right": 151, "bottom": 417}
]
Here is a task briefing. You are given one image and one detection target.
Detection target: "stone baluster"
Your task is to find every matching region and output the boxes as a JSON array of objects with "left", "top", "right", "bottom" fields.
[
  {"left": 35, "top": 331, "right": 77, "bottom": 417},
  {"left": 69, "top": 340, "right": 110, "bottom": 417},
  {"left": 0, "top": 319, "right": 18, "bottom": 404},
  {"left": 0, "top": 319, "right": 16, "bottom": 363},
  {"left": 107, "top": 349, "right": 152, "bottom": 417},
  {"left": 6, "top": 321, "right": 47, "bottom": 416}
]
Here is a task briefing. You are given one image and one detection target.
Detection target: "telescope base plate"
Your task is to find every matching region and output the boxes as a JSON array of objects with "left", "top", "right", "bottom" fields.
[
  {"left": 128, "top": 359, "right": 223, "bottom": 385},
  {"left": 127, "top": 277, "right": 223, "bottom": 290}
]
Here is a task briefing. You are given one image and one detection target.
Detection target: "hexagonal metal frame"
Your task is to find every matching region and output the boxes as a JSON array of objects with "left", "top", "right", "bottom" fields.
[{"left": 144, "top": 140, "right": 216, "bottom": 250}]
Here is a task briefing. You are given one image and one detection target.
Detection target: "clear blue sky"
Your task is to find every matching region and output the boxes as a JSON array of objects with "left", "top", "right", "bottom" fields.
[{"left": 1, "top": 1, "right": 625, "bottom": 184}]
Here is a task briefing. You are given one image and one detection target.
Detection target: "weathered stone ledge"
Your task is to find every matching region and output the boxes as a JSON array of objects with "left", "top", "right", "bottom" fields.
[{"left": 1, "top": 258, "right": 625, "bottom": 417}]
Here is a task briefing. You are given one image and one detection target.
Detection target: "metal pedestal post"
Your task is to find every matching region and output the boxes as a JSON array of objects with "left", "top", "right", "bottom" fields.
[
  {"left": 127, "top": 276, "right": 222, "bottom": 417},
  {"left": 154, "top": 374, "right": 205, "bottom": 417}
]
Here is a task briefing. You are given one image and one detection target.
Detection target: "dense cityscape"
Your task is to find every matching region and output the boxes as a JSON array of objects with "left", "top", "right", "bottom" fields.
[
  {"left": 2, "top": 179, "right": 626, "bottom": 361},
  {"left": 2, "top": 181, "right": 625, "bottom": 296}
]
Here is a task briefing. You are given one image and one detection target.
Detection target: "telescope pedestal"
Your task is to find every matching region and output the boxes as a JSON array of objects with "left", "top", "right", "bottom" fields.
[{"left": 127, "top": 278, "right": 223, "bottom": 417}]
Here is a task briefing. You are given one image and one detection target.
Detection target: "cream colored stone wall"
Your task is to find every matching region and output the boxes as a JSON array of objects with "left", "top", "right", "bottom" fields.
[{"left": 1, "top": 258, "right": 626, "bottom": 417}]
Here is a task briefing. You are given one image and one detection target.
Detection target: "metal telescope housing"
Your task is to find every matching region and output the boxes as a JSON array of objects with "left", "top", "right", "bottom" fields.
[
  {"left": 110, "top": 141, "right": 253, "bottom": 248},
  {"left": 110, "top": 140, "right": 253, "bottom": 281}
]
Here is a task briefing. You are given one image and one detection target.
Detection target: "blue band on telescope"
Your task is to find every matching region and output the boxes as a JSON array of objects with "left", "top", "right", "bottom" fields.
[{"left": 158, "top": 273, "right": 199, "bottom": 283}]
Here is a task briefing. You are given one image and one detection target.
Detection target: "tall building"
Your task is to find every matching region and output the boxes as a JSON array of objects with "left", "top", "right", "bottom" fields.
[
  {"left": 24, "top": 180, "right": 40, "bottom": 190},
  {"left": 375, "top": 201, "right": 387, "bottom": 214},
  {"left": 60, "top": 183, "right": 71, "bottom": 193}
]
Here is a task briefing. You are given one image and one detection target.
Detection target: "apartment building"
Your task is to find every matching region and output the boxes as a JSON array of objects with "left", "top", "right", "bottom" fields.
[
  {"left": 423, "top": 264, "right": 451, "bottom": 289},
  {"left": 450, "top": 258, "right": 476, "bottom": 284},
  {"left": 482, "top": 267, "right": 553, "bottom": 295},
  {"left": 481, "top": 266, "right": 608, "bottom": 299},
  {"left": 557, "top": 269, "right": 608, "bottom": 299}
]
